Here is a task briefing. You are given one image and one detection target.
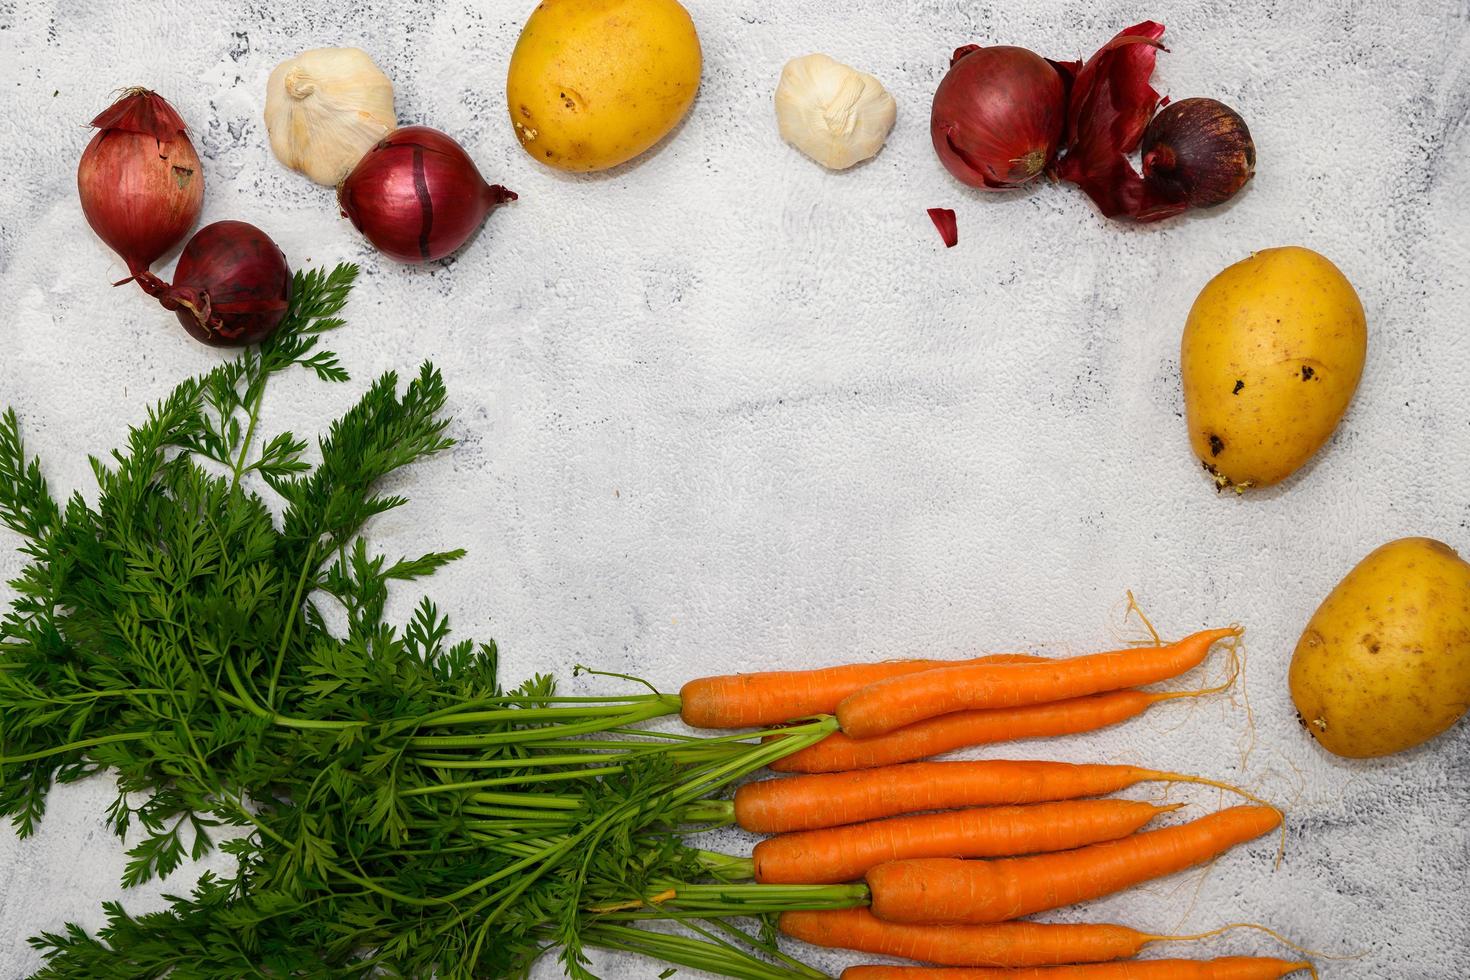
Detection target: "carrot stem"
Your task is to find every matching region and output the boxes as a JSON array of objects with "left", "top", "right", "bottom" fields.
[{"left": 583, "top": 922, "right": 826, "bottom": 980}]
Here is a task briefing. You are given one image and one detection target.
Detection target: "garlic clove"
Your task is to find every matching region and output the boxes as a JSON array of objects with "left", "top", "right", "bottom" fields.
[
  {"left": 265, "top": 47, "right": 397, "bottom": 186},
  {"left": 774, "top": 53, "right": 896, "bottom": 170}
]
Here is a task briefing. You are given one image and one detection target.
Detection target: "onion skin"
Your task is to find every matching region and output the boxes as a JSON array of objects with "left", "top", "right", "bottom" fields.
[
  {"left": 927, "top": 207, "right": 958, "bottom": 248},
  {"left": 339, "top": 126, "right": 516, "bottom": 263},
  {"left": 1053, "top": 21, "right": 1170, "bottom": 220},
  {"left": 77, "top": 89, "right": 203, "bottom": 277},
  {"left": 1141, "top": 98, "right": 1255, "bottom": 212},
  {"left": 930, "top": 46, "right": 1066, "bottom": 190},
  {"left": 155, "top": 221, "right": 293, "bottom": 347}
]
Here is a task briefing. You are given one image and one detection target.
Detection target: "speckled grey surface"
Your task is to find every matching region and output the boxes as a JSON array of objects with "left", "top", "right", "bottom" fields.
[{"left": 2, "top": 0, "right": 1469, "bottom": 977}]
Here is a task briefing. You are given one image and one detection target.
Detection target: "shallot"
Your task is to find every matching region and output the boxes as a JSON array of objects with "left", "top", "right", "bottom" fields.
[{"left": 77, "top": 89, "right": 203, "bottom": 280}]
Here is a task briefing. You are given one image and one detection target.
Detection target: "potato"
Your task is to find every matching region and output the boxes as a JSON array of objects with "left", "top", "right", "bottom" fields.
[
  {"left": 1289, "top": 537, "right": 1470, "bottom": 758},
  {"left": 1180, "top": 246, "right": 1367, "bottom": 492},
  {"left": 506, "top": 0, "right": 701, "bottom": 173}
]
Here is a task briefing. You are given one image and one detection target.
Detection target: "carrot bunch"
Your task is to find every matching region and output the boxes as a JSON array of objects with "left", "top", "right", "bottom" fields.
[{"left": 674, "top": 626, "right": 1311, "bottom": 977}]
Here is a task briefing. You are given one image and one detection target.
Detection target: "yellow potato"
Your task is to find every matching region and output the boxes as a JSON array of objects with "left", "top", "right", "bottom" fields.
[
  {"left": 1181, "top": 246, "right": 1367, "bottom": 491},
  {"left": 506, "top": 0, "right": 701, "bottom": 173},
  {"left": 1289, "top": 537, "right": 1470, "bottom": 758}
]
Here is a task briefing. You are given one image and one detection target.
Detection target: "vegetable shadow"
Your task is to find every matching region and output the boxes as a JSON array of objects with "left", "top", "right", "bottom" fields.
[{"left": 538, "top": 93, "right": 699, "bottom": 185}]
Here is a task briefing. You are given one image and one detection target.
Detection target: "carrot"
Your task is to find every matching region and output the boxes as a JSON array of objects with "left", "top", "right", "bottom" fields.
[
  {"left": 836, "top": 628, "right": 1239, "bottom": 738},
  {"left": 866, "top": 805, "right": 1281, "bottom": 924},
  {"left": 753, "top": 800, "right": 1181, "bottom": 884},
  {"left": 772, "top": 691, "right": 1184, "bottom": 773},
  {"left": 680, "top": 654, "right": 1046, "bottom": 729},
  {"left": 777, "top": 660, "right": 1239, "bottom": 773},
  {"left": 779, "top": 908, "right": 1153, "bottom": 966},
  {"left": 783, "top": 911, "right": 1317, "bottom": 971},
  {"left": 733, "top": 760, "right": 1266, "bottom": 834},
  {"left": 840, "top": 959, "right": 1313, "bottom": 980}
]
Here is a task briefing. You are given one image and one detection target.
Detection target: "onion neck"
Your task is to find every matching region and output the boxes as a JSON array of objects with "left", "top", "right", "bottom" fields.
[
  {"left": 130, "top": 268, "right": 170, "bottom": 298},
  {"left": 140, "top": 275, "right": 288, "bottom": 344},
  {"left": 147, "top": 281, "right": 215, "bottom": 334},
  {"left": 1142, "top": 144, "right": 1176, "bottom": 175},
  {"left": 169, "top": 287, "right": 213, "bottom": 328},
  {"left": 483, "top": 183, "right": 518, "bottom": 209}
]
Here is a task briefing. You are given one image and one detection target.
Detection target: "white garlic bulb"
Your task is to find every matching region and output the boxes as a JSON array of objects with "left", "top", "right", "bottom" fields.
[
  {"left": 774, "top": 54, "right": 897, "bottom": 170},
  {"left": 265, "top": 47, "right": 397, "bottom": 186}
]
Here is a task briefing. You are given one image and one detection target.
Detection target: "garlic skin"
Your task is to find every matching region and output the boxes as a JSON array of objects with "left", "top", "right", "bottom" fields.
[
  {"left": 774, "top": 54, "right": 896, "bottom": 170},
  {"left": 265, "top": 47, "right": 397, "bottom": 186}
]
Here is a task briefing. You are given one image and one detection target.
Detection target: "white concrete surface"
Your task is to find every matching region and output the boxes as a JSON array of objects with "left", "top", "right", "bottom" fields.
[{"left": 1, "top": 0, "right": 1468, "bottom": 976}]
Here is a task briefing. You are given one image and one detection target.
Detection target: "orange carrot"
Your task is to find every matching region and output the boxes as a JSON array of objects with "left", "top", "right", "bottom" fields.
[
  {"left": 754, "top": 800, "right": 1180, "bottom": 884},
  {"left": 772, "top": 691, "right": 1174, "bottom": 773},
  {"left": 733, "top": 760, "right": 1262, "bottom": 834},
  {"left": 867, "top": 805, "right": 1281, "bottom": 924},
  {"left": 779, "top": 908, "right": 1154, "bottom": 966},
  {"left": 680, "top": 654, "right": 1046, "bottom": 729},
  {"left": 840, "top": 959, "right": 1312, "bottom": 980},
  {"left": 836, "top": 628, "right": 1239, "bottom": 738},
  {"left": 785, "top": 912, "right": 1314, "bottom": 973}
]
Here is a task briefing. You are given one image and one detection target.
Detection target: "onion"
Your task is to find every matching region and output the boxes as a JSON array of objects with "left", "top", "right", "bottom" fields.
[
  {"left": 930, "top": 45, "right": 1067, "bottom": 190},
  {"left": 149, "top": 221, "right": 293, "bottom": 347},
  {"left": 338, "top": 126, "right": 516, "bottom": 263},
  {"left": 1141, "top": 98, "right": 1255, "bottom": 213},
  {"left": 77, "top": 88, "right": 203, "bottom": 279}
]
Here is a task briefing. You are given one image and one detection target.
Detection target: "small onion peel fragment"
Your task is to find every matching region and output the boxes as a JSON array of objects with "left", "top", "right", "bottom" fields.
[{"left": 927, "top": 208, "right": 958, "bottom": 248}]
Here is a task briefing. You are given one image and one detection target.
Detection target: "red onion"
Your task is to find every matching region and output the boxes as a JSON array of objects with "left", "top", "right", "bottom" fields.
[
  {"left": 1140, "top": 98, "right": 1255, "bottom": 214},
  {"left": 338, "top": 126, "right": 516, "bottom": 263},
  {"left": 145, "top": 221, "right": 292, "bottom": 347},
  {"left": 930, "top": 46, "right": 1067, "bottom": 190},
  {"left": 77, "top": 88, "right": 203, "bottom": 279}
]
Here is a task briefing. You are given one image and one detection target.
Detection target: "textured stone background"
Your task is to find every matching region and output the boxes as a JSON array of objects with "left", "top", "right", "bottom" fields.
[{"left": 2, "top": 0, "right": 1469, "bottom": 976}]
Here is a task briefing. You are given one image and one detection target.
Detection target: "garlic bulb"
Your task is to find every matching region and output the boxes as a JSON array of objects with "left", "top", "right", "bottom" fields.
[
  {"left": 774, "top": 54, "right": 896, "bottom": 170},
  {"left": 265, "top": 47, "right": 397, "bottom": 186}
]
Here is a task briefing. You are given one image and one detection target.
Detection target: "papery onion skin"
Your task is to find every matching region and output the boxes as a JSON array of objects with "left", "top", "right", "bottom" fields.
[
  {"left": 927, "top": 207, "right": 959, "bottom": 247},
  {"left": 338, "top": 125, "right": 517, "bottom": 263},
  {"left": 149, "top": 221, "right": 293, "bottom": 347},
  {"left": 930, "top": 46, "right": 1067, "bottom": 190},
  {"left": 77, "top": 88, "right": 203, "bottom": 277},
  {"left": 1141, "top": 98, "right": 1255, "bottom": 212},
  {"left": 1053, "top": 22, "right": 1168, "bottom": 220}
]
